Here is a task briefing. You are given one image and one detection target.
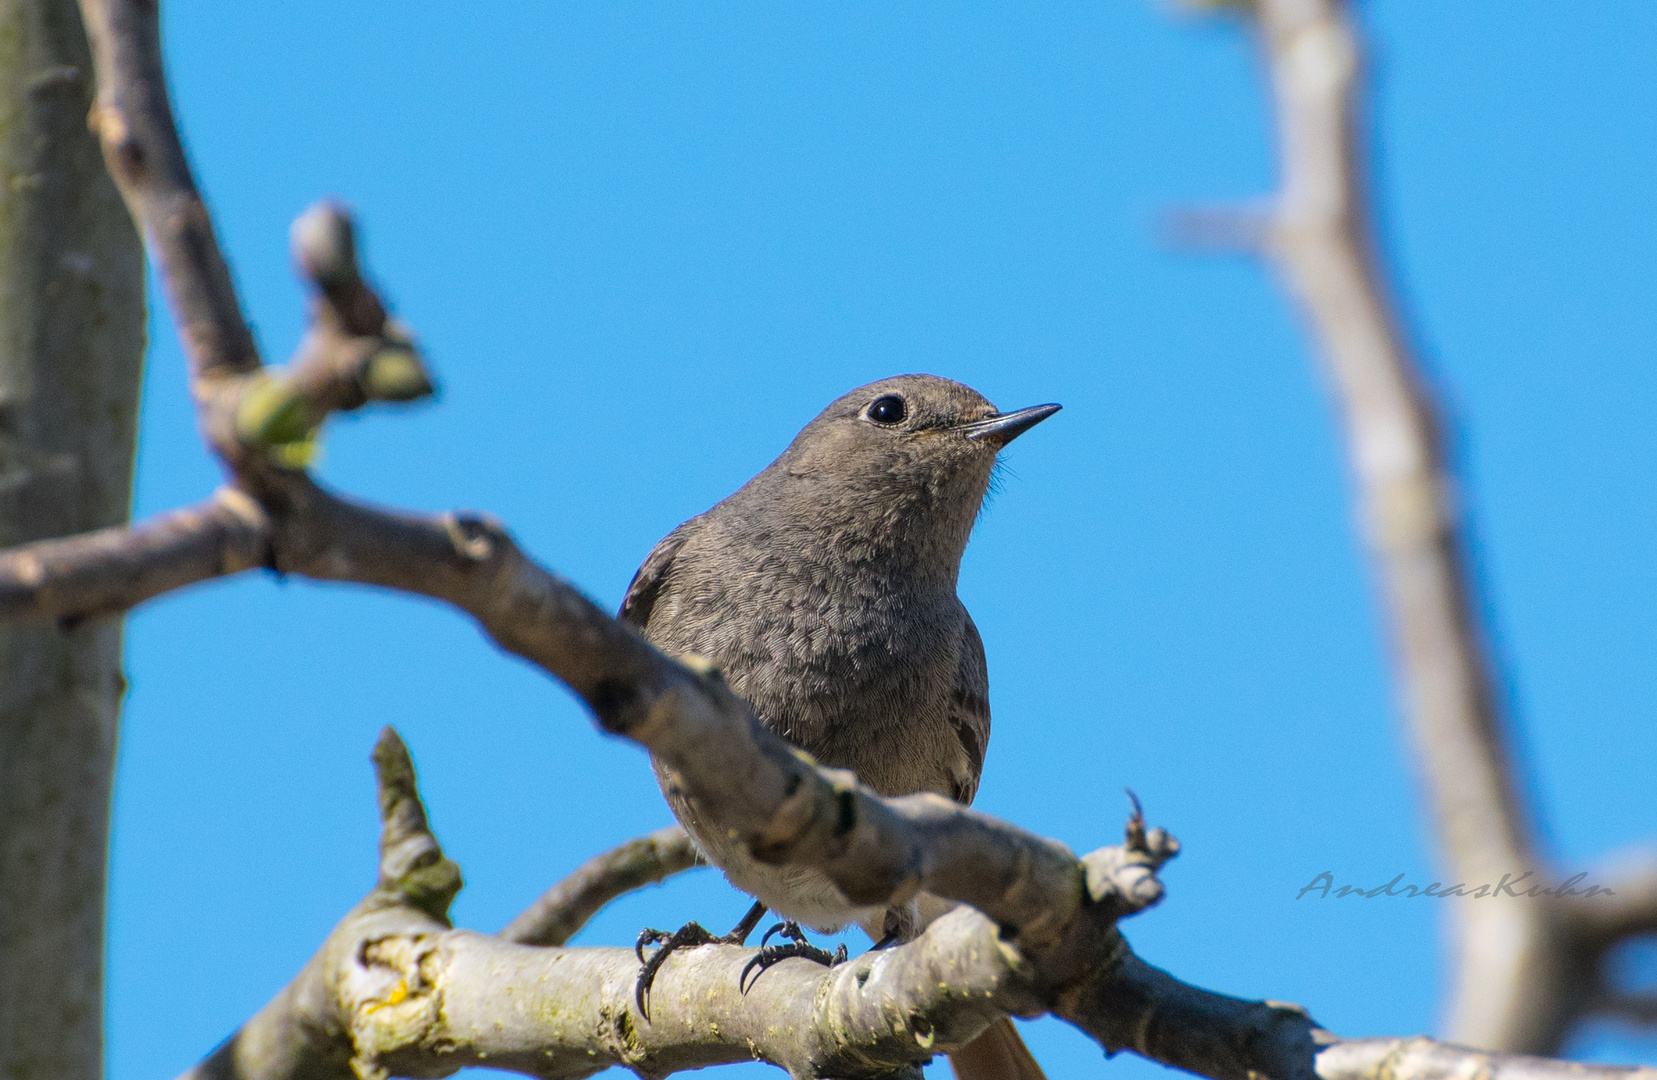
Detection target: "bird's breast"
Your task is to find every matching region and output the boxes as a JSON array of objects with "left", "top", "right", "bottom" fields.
[{"left": 645, "top": 532, "right": 964, "bottom": 797}]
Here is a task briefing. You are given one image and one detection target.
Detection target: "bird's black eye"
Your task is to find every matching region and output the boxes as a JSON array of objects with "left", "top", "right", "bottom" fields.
[{"left": 866, "top": 395, "right": 907, "bottom": 425}]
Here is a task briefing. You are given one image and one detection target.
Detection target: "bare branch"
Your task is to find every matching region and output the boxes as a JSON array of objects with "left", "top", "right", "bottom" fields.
[
  {"left": 0, "top": 490, "right": 269, "bottom": 621},
  {"left": 1242, "top": 0, "right": 1578, "bottom": 1051},
  {"left": 76, "top": 0, "right": 259, "bottom": 386},
  {"left": 1315, "top": 1039, "right": 1657, "bottom": 1080},
  {"left": 500, "top": 826, "right": 701, "bottom": 947},
  {"left": 1255, "top": 0, "right": 1531, "bottom": 900},
  {"left": 181, "top": 732, "right": 1657, "bottom": 1080},
  {"left": 179, "top": 730, "right": 1046, "bottom": 1080},
  {"left": 1571, "top": 850, "right": 1657, "bottom": 952},
  {"left": 78, "top": 0, "right": 433, "bottom": 472}
]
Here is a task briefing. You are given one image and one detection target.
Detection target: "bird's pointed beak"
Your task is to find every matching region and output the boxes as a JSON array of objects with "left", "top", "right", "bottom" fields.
[{"left": 957, "top": 403, "right": 1062, "bottom": 445}]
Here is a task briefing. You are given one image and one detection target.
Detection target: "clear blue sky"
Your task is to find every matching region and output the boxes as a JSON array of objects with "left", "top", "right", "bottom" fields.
[{"left": 107, "top": 4, "right": 1657, "bottom": 1078}]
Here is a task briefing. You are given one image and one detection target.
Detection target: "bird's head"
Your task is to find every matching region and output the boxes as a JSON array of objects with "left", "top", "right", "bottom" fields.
[{"left": 768, "top": 374, "right": 1060, "bottom": 572}]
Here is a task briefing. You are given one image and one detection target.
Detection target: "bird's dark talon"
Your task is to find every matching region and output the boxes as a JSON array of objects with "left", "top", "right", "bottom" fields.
[
  {"left": 738, "top": 930, "right": 847, "bottom": 993},
  {"left": 634, "top": 903, "right": 768, "bottom": 1021},
  {"left": 634, "top": 921, "right": 719, "bottom": 1019},
  {"left": 759, "top": 920, "right": 812, "bottom": 948},
  {"left": 635, "top": 926, "right": 672, "bottom": 964}
]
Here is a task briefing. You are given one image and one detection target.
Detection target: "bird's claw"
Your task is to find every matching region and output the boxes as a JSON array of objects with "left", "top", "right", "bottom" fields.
[
  {"left": 634, "top": 921, "right": 720, "bottom": 1018},
  {"left": 739, "top": 922, "right": 847, "bottom": 992},
  {"left": 635, "top": 902, "right": 768, "bottom": 1021}
]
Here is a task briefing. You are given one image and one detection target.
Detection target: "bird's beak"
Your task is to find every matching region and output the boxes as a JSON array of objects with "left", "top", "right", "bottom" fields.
[{"left": 957, "top": 403, "right": 1062, "bottom": 445}]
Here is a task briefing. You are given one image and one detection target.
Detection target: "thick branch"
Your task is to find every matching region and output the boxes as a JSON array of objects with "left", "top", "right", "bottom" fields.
[
  {"left": 500, "top": 825, "right": 700, "bottom": 947},
  {"left": 0, "top": 0, "right": 147, "bottom": 1074},
  {"left": 1316, "top": 1040, "right": 1657, "bottom": 1080},
  {"left": 178, "top": 731, "right": 1048, "bottom": 1080},
  {"left": 184, "top": 732, "right": 1657, "bottom": 1080}
]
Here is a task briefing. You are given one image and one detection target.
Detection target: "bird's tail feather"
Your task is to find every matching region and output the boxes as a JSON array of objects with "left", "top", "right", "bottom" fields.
[{"left": 947, "top": 1018, "right": 1047, "bottom": 1080}]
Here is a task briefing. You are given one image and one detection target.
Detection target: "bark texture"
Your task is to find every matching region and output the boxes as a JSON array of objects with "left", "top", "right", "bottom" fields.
[
  {"left": 169, "top": 729, "right": 1657, "bottom": 1080},
  {"left": 0, "top": 0, "right": 1645, "bottom": 1076},
  {"left": 0, "top": 0, "right": 143, "bottom": 1077}
]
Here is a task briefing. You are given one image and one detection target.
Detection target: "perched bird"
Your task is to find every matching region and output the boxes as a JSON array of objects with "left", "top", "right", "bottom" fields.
[{"left": 622, "top": 374, "right": 1058, "bottom": 1080}]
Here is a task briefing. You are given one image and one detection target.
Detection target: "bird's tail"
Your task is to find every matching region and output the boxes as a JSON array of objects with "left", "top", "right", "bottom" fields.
[{"left": 947, "top": 1018, "right": 1047, "bottom": 1080}]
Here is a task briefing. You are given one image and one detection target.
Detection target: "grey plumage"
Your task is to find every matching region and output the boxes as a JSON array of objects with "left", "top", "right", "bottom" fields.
[{"left": 620, "top": 373, "right": 1056, "bottom": 937}]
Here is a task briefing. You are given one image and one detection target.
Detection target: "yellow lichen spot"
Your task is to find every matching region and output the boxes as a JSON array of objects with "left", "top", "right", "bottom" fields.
[{"left": 363, "top": 979, "right": 409, "bottom": 1013}]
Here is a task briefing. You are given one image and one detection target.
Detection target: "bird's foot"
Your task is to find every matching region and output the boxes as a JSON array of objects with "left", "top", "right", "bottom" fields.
[
  {"left": 739, "top": 921, "right": 848, "bottom": 992},
  {"left": 635, "top": 901, "right": 767, "bottom": 1019}
]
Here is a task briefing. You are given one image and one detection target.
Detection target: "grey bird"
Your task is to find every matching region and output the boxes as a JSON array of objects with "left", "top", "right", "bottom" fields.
[{"left": 621, "top": 374, "right": 1059, "bottom": 1080}]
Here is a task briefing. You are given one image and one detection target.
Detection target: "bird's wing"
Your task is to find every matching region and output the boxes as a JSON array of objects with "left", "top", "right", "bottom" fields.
[
  {"left": 618, "top": 518, "right": 701, "bottom": 629},
  {"left": 948, "top": 608, "right": 991, "bottom": 805}
]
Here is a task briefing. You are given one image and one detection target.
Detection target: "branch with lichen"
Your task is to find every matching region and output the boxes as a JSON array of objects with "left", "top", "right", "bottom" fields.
[
  {"left": 0, "top": 0, "right": 1636, "bottom": 1077},
  {"left": 177, "top": 731, "right": 1657, "bottom": 1080}
]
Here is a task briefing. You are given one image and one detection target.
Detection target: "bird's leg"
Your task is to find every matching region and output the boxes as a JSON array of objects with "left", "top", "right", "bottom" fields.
[
  {"left": 868, "top": 904, "right": 911, "bottom": 951},
  {"left": 739, "top": 921, "right": 849, "bottom": 992},
  {"left": 635, "top": 900, "right": 767, "bottom": 1019}
]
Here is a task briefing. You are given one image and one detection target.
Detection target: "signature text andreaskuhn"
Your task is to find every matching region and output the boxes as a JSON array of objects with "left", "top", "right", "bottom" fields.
[{"left": 1296, "top": 871, "right": 1613, "bottom": 900}]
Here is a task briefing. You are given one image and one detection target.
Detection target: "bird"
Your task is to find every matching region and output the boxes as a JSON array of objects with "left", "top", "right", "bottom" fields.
[{"left": 620, "top": 374, "right": 1059, "bottom": 1080}]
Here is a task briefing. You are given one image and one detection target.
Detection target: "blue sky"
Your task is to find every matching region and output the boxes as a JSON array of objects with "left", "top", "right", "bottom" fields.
[{"left": 107, "top": 4, "right": 1656, "bottom": 1078}]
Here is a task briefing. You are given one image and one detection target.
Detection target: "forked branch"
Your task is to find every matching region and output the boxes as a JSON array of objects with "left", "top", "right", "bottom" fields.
[
  {"left": 182, "top": 731, "right": 1657, "bottom": 1080},
  {"left": 1, "top": 0, "right": 1642, "bottom": 1076}
]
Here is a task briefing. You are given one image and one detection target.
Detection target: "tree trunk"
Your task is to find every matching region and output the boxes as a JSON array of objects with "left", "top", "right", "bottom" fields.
[{"left": 0, "top": 0, "right": 144, "bottom": 1075}]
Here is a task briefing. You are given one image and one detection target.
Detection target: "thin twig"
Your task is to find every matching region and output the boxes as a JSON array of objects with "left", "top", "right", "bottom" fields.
[
  {"left": 0, "top": 491, "right": 269, "bottom": 621},
  {"left": 500, "top": 825, "right": 701, "bottom": 947}
]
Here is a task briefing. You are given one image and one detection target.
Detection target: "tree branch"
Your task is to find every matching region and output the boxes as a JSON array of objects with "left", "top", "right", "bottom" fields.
[
  {"left": 181, "top": 731, "right": 1657, "bottom": 1080},
  {"left": 0, "top": 489, "right": 269, "bottom": 621},
  {"left": 1315, "top": 1039, "right": 1657, "bottom": 1080},
  {"left": 0, "top": 0, "right": 147, "bottom": 1074},
  {"left": 1237, "top": 0, "right": 1656, "bottom": 1052},
  {"left": 500, "top": 825, "right": 701, "bottom": 948},
  {"left": 77, "top": 0, "right": 258, "bottom": 386},
  {"left": 1572, "top": 849, "right": 1657, "bottom": 952},
  {"left": 29, "top": 0, "right": 1655, "bottom": 1074}
]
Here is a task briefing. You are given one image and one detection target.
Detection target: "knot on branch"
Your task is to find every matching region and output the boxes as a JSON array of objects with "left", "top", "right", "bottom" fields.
[
  {"left": 370, "top": 728, "right": 462, "bottom": 922},
  {"left": 1080, "top": 792, "right": 1180, "bottom": 920},
  {"left": 230, "top": 201, "right": 435, "bottom": 462}
]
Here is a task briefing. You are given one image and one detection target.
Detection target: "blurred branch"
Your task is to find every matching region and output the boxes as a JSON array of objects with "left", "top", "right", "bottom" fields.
[
  {"left": 0, "top": 490, "right": 269, "bottom": 621},
  {"left": 78, "top": 0, "right": 433, "bottom": 475},
  {"left": 500, "top": 825, "right": 701, "bottom": 947},
  {"left": 0, "top": 0, "right": 147, "bottom": 1074},
  {"left": 1226, "top": 0, "right": 1657, "bottom": 1052},
  {"left": 1315, "top": 1039, "right": 1657, "bottom": 1080},
  {"left": 24, "top": 0, "right": 1653, "bottom": 1074},
  {"left": 1572, "top": 849, "right": 1657, "bottom": 950}
]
